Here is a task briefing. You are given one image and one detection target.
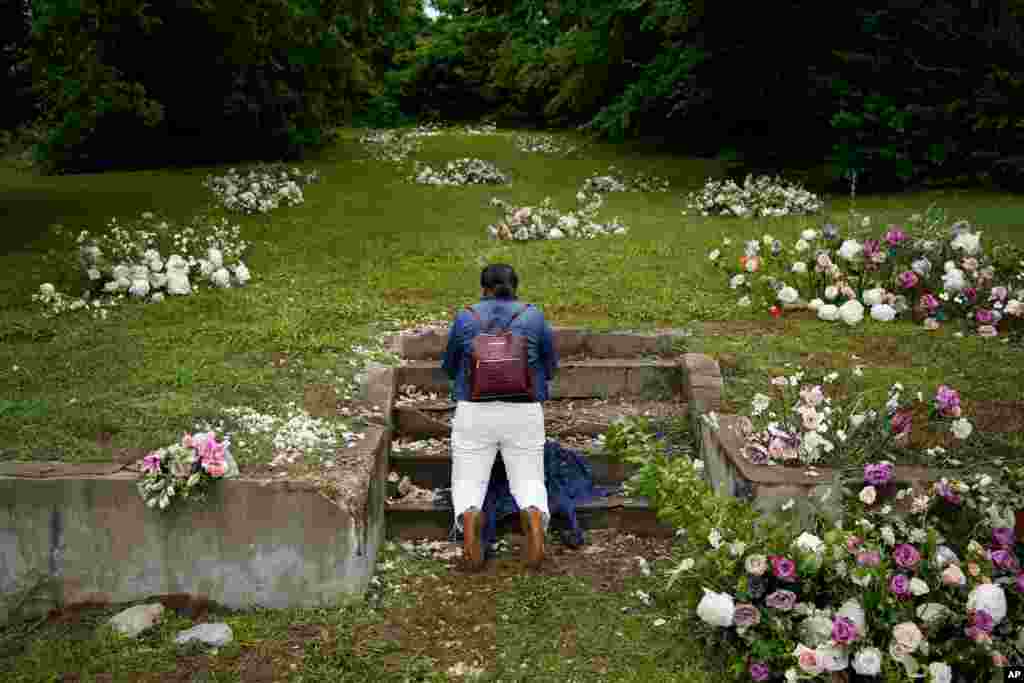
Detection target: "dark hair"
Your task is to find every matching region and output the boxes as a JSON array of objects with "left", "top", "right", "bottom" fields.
[{"left": 480, "top": 263, "right": 518, "bottom": 299}]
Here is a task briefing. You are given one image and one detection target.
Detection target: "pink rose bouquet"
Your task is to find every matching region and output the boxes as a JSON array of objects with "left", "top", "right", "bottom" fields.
[{"left": 137, "top": 431, "right": 238, "bottom": 510}]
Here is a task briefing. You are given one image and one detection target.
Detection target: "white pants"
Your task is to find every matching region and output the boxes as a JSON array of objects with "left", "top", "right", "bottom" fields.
[{"left": 451, "top": 400, "right": 550, "bottom": 533}]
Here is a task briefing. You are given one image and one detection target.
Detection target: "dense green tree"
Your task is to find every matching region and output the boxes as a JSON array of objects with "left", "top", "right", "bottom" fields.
[
  {"left": 389, "top": 0, "right": 1024, "bottom": 190},
  {"left": 12, "top": 0, "right": 1024, "bottom": 187},
  {"left": 22, "top": 0, "right": 394, "bottom": 173},
  {"left": 1, "top": 0, "right": 34, "bottom": 131}
]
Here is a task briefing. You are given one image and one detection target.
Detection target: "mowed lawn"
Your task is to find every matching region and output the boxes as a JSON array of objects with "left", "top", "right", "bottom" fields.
[{"left": 1, "top": 127, "right": 1023, "bottom": 465}]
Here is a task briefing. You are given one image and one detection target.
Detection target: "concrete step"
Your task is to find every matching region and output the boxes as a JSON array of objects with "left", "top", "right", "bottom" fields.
[
  {"left": 389, "top": 447, "right": 638, "bottom": 491},
  {"left": 395, "top": 359, "right": 684, "bottom": 400},
  {"left": 385, "top": 496, "right": 675, "bottom": 540},
  {"left": 391, "top": 397, "right": 688, "bottom": 439},
  {"left": 387, "top": 327, "right": 690, "bottom": 361}
]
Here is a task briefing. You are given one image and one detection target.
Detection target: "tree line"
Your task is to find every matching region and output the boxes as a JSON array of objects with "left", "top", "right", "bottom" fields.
[{"left": 3, "top": 0, "right": 1022, "bottom": 191}]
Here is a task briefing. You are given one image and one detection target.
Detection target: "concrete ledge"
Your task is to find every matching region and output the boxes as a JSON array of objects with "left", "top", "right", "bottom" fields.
[
  {"left": 681, "top": 353, "right": 724, "bottom": 437},
  {"left": 390, "top": 450, "right": 637, "bottom": 490},
  {"left": 0, "top": 425, "right": 390, "bottom": 623},
  {"left": 700, "top": 413, "right": 949, "bottom": 526},
  {"left": 396, "top": 359, "right": 684, "bottom": 400},
  {"left": 386, "top": 327, "right": 689, "bottom": 361}
]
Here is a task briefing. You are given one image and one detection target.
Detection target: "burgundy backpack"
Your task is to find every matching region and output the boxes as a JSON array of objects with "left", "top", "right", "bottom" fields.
[{"left": 465, "top": 304, "right": 535, "bottom": 401}]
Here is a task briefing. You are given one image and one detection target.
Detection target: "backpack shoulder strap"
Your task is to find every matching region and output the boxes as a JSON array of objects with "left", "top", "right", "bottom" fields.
[{"left": 506, "top": 304, "right": 533, "bottom": 326}]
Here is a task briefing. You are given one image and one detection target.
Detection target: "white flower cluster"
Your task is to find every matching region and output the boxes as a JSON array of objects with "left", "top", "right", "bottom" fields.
[
  {"left": 203, "top": 164, "right": 319, "bottom": 214},
  {"left": 684, "top": 174, "right": 823, "bottom": 218},
  {"left": 407, "top": 121, "right": 450, "bottom": 137},
  {"left": 222, "top": 403, "right": 364, "bottom": 469},
  {"left": 411, "top": 158, "right": 509, "bottom": 186},
  {"left": 487, "top": 191, "right": 628, "bottom": 241},
  {"left": 31, "top": 284, "right": 121, "bottom": 320},
  {"left": 581, "top": 165, "right": 671, "bottom": 194},
  {"left": 462, "top": 122, "right": 497, "bottom": 135},
  {"left": 34, "top": 213, "right": 253, "bottom": 318},
  {"left": 359, "top": 129, "right": 423, "bottom": 162},
  {"left": 513, "top": 133, "right": 579, "bottom": 156}
]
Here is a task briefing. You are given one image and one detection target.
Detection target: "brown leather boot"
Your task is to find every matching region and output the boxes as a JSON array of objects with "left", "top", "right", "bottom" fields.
[
  {"left": 462, "top": 509, "right": 484, "bottom": 571},
  {"left": 520, "top": 507, "right": 545, "bottom": 569}
]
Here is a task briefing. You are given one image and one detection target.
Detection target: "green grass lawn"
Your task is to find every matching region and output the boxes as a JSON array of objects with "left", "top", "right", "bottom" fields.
[
  {"left": 1, "top": 537, "right": 713, "bottom": 682},
  {"left": 1, "top": 126, "right": 1023, "bottom": 465}
]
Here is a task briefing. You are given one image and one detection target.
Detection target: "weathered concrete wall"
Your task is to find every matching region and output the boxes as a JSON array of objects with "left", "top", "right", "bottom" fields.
[
  {"left": 681, "top": 353, "right": 947, "bottom": 527},
  {"left": 386, "top": 327, "right": 690, "bottom": 361},
  {"left": 0, "top": 426, "right": 389, "bottom": 623}
]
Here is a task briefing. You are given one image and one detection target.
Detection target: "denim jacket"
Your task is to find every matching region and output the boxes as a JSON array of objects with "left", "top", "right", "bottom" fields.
[{"left": 441, "top": 296, "right": 559, "bottom": 402}]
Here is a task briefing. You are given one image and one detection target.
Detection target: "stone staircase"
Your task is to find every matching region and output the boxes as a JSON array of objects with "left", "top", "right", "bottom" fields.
[{"left": 378, "top": 327, "right": 714, "bottom": 541}]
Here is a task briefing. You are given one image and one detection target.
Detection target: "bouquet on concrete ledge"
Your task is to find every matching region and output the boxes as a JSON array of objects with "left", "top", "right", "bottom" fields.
[{"left": 137, "top": 431, "right": 239, "bottom": 511}]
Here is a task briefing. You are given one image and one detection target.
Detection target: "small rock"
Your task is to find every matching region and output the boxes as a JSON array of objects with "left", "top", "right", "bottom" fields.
[
  {"left": 108, "top": 603, "right": 165, "bottom": 638},
  {"left": 175, "top": 622, "right": 234, "bottom": 647}
]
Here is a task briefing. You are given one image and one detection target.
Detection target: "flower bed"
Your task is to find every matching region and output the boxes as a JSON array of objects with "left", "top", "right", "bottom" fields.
[
  {"left": 202, "top": 163, "right": 320, "bottom": 214},
  {"left": 220, "top": 402, "right": 367, "bottom": 470},
  {"left": 611, "top": 411, "right": 1024, "bottom": 681},
  {"left": 581, "top": 165, "right": 671, "bottom": 194},
  {"left": 33, "top": 212, "right": 253, "bottom": 317},
  {"left": 410, "top": 158, "right": 509, "bottom": 186},
  {"left": 673, "top": 461, "right": 1024, "bottom": 682},
  {"left": 359, "top": 129, "right": 423, "bottom": 162},
  {"left": 709, "top": 206, "right": 1024, "bottom": 339},
  {"left": 703, "top": 366, "right": 1013, "bottom": 470},
  {"left": 685, "top": 175, "right": 823, "bottom": 218},
  {"left": 486, "top": 191, "right": 628, "bottom": 241}
]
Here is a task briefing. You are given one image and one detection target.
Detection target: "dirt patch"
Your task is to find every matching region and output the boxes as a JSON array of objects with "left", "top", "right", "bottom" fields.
[
  {"left": 46, "top": 600, "right": 112, "bottom": 624},
  {"left": 382, "top": 288, "right": 441, "bottom": 306},
  {"left": 967, "top": 400, "right": 1024, "bottom": 435},
  {"left": 154, "top": 593, "right": 216, "bottom": 621},
  {"left": 843, "top": 336, "right": 915, "bottom": 368},
  {"left": 361, "top": 529, "right": 673, "bottom": 675},
  {"left": 137, "top": 656, "right": 210, "bottom": 683},
  {"left": 901, "top": 399, "right": 1024, "bottom": 451},
  {"left": 527, "top": 528, "right": 675, "bottom": 592},
  {"left": 693, "top": 319, "right": 787, "bottom": 338}
]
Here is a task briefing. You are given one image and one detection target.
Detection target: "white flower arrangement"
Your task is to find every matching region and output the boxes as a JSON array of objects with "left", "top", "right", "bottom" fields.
[
  {"left": 462, "top": 122, "right": 498, "bottom": 136},
  {"left": 684, "top": 174, "right": 823, "bottom": 218},
  {"left": 410, "top": 158, "right": 509, "bottom": 186},
  {"left": 203, "top": 163, "right": 320, "bottom": 215},
  {"left": 222, "top": 402, "right": 365, "bottom": 469},
  {"left": 359, "top": 128, "right": 424, "bottom": 162},
  {"left": 486, "top": 191, "right": 628, "bottom": 241},
  {"left": 707, "top": 208, "right": 1024, "bottom": 340},
  {"left": 580, "top": 165, "right": 671, "bottom": 194},
  {"left": 34, "top": 213, "right": 254, "bottom": 318},
  {"left": 513, "top": 133, "right": 579, "bottom": 157}
]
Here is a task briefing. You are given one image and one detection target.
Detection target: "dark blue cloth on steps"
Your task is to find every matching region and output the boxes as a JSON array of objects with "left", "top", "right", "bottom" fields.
[{"left": 444, "top": 440, "right": 613, "bottom": 549}]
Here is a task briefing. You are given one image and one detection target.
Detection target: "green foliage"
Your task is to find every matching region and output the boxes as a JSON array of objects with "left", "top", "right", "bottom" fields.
[{"left": 22, "top": 0, "right": 390, "bottom": 174}]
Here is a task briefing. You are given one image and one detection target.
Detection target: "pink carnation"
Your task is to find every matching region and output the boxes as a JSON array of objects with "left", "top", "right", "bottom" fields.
[
  {"left": 885, "top": 227, "right": 907, "bottom": 245},
  {"left": 935, "top": 385, "right": 961, "bottom": 418},
  {"left": 898, "top": 271, "right": 919, "bottom": 289}
]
